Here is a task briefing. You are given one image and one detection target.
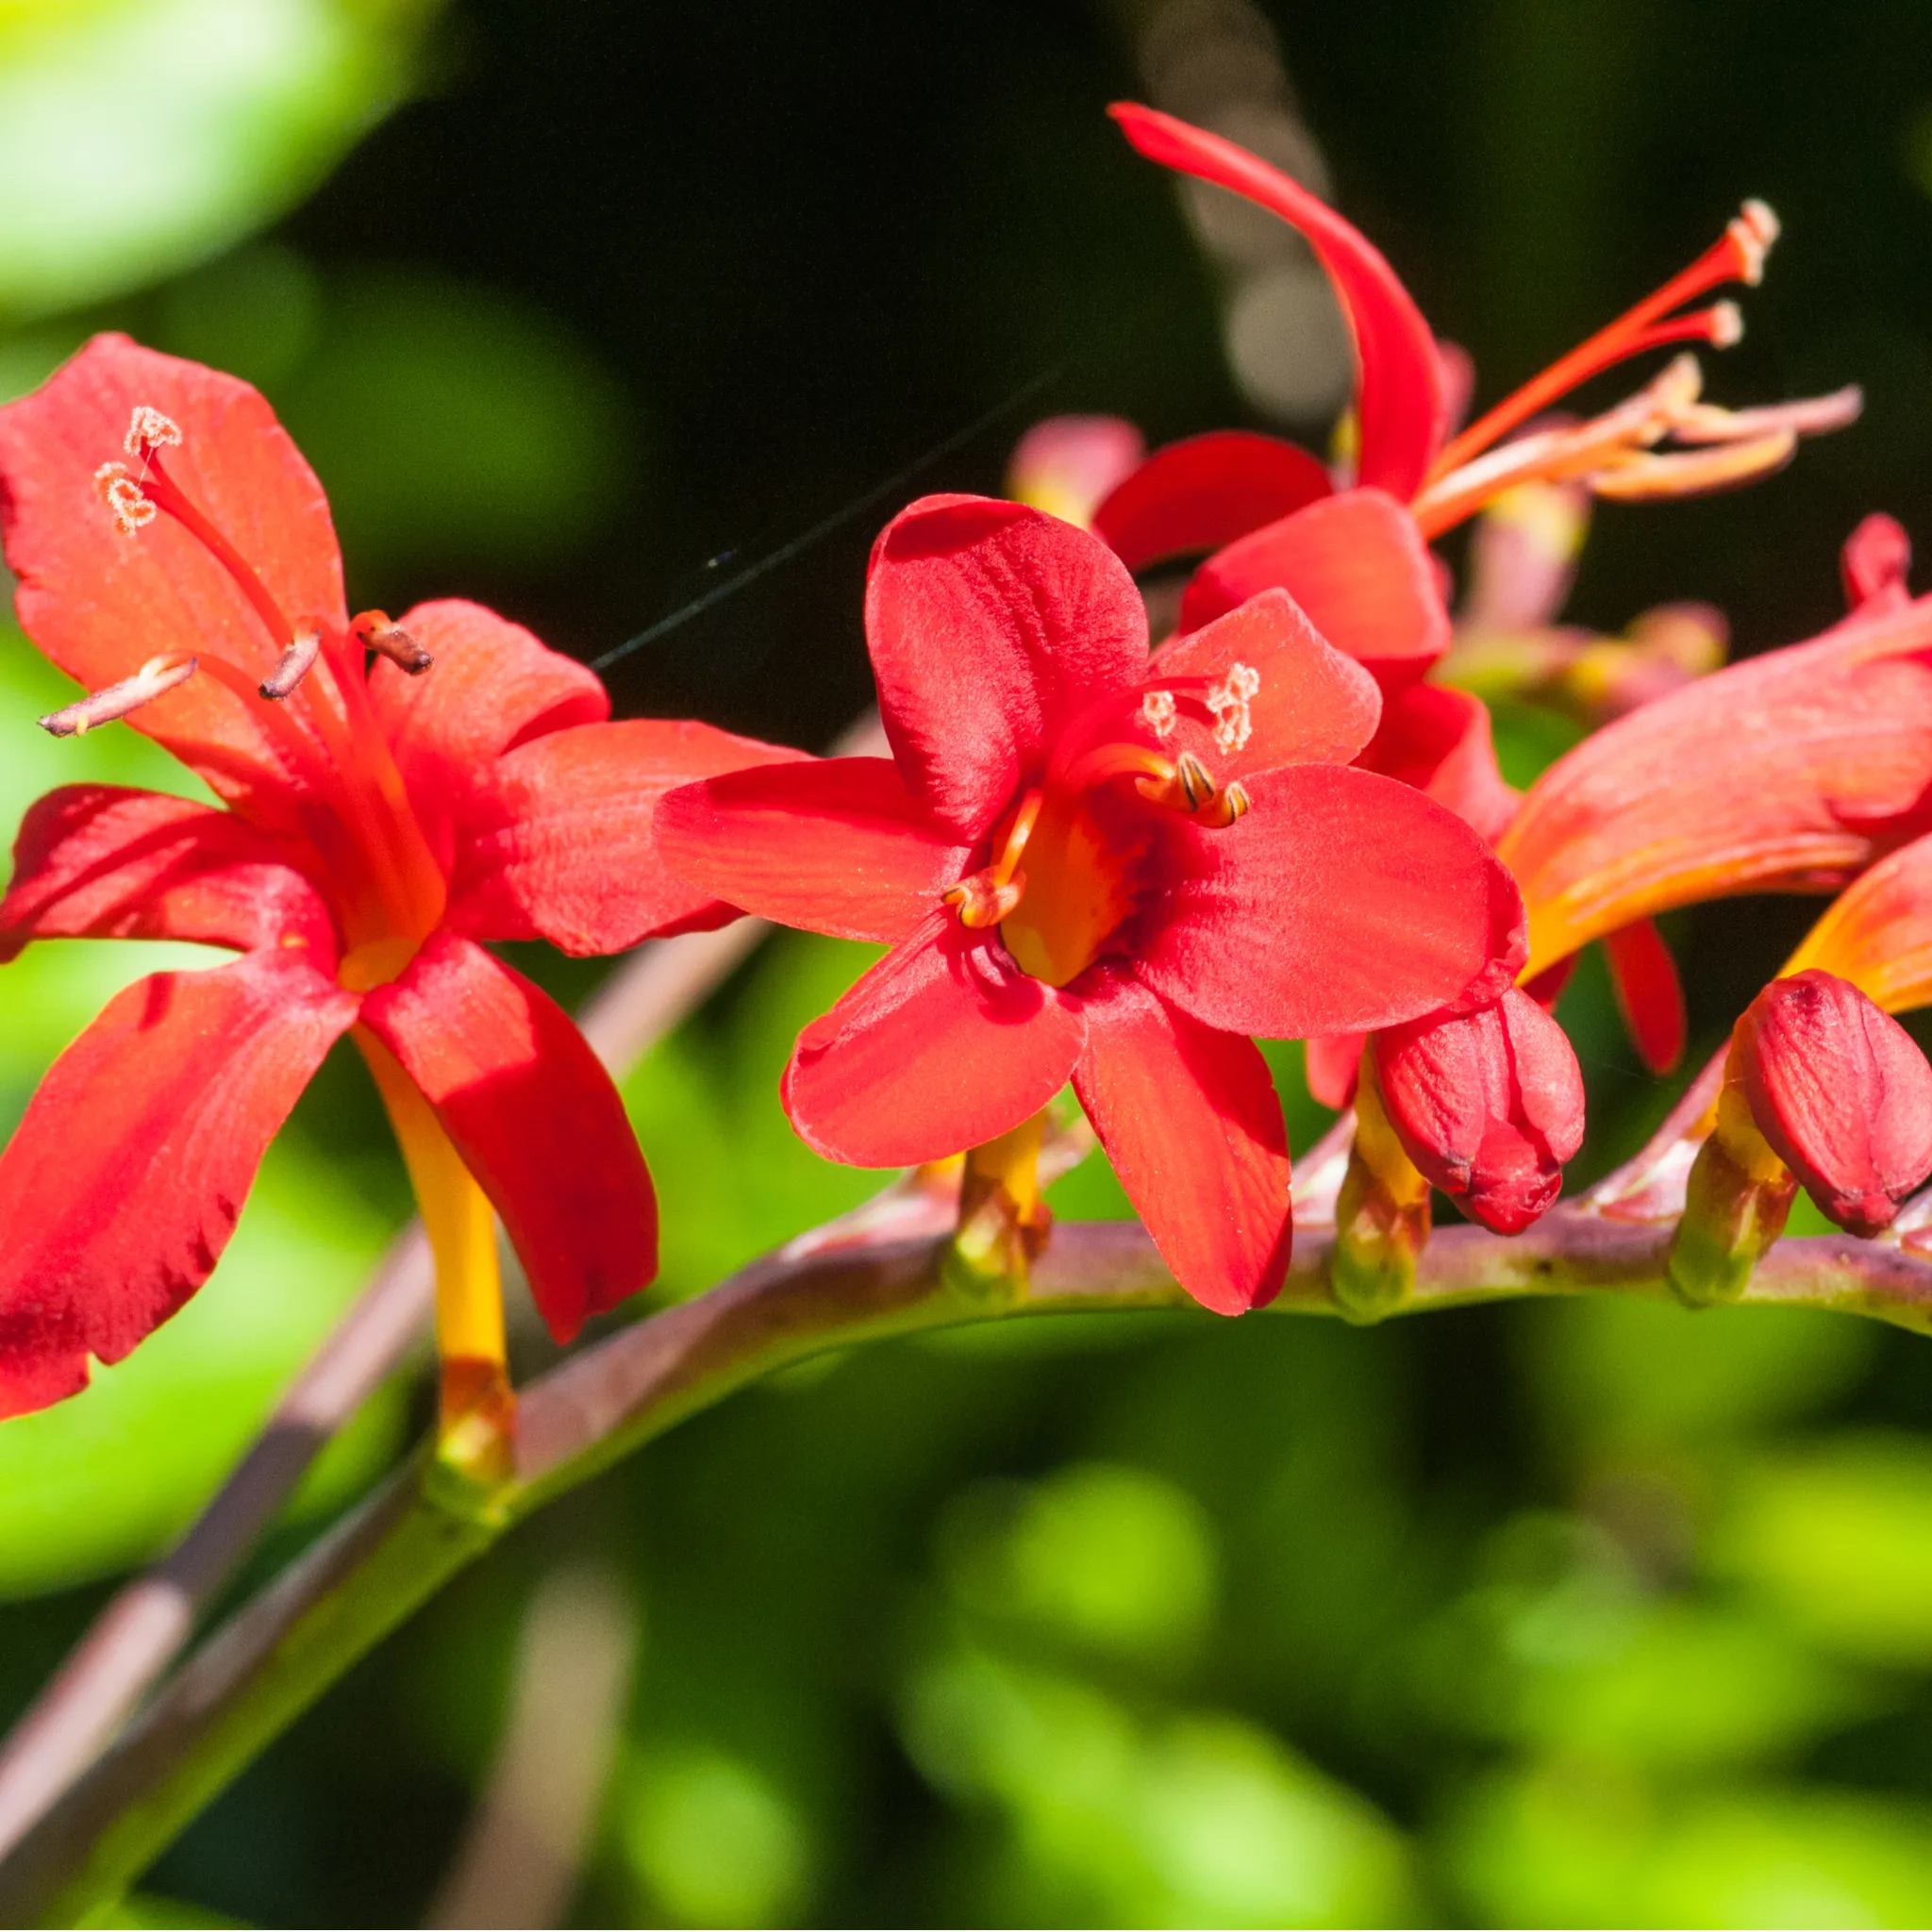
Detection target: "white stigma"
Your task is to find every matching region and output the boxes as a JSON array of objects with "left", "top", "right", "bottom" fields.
[
  {"left": 124, "top": 405, "right": 182, "bottom": 458},
  {"left": 94, "top": 461, "right": 156, "bottom": 537},
  {"left": 1141, "top": 688, "right": 1177, "bottom": 739},
  {"left": 1207, "top": 661, "right": 1260, "bottom": 755}
]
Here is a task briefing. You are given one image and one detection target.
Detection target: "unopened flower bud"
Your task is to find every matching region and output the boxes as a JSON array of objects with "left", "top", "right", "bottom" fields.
[
  {"left": 1733, "top": 970, "right": 1932, "bottom": 1236},
  {"left": 1668, "top": 971, "right": 1932, "bottom": 1303},
  {"left": 1840, "top": 512, "right": 1912, "bottom": 614},
  {"left": 1329, "top": 1058, "right": 1432, "bottom": 1322},
  {"left": 1005, "top": 416, "right": 1146, "bottom": 531},
  {"left": 1371, "top": 987, "right": 1586, "bottom": 1235}
]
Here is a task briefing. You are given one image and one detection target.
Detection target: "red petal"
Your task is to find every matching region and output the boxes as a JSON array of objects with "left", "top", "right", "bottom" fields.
[
  {"left": 446, "top": 717, "right": 806, "bottom": 955},
  {"left": 371, "top": 599, "right": 609, "bottom": 856},
  {"left": 358, "top": 933, "right": 656, "bottom": 1342},
  {"left": 1110, "top": 106, "right": 1446, "bottom": 499},
  {"left": 1091, "top": 430, "right": 1332, "bottom": 570},
  {"left": 0, "top": 335, "right": 347, "bottom": 815},
  {"left": 1785, "top": 827, "right": 1932, "bottom": 1009},
  {"left": 1364, "top": 683, "right": 1522, "bottom": 843},
  {"left": 0, "top": 949, "right": 358, "bottom": 1414},
  {"left": 865, "top": 495, "right": 1148, "bottom": 838},
  {"left": 1074, "top": 970, "right": 1291, "bottom": 1314},
  {"left": 782, "top": 910, "right": 1086, "bottom": 1165},
  {"left": 1735, "top": 970, "right": 1932, "bottom": 1237},
  {"left": 1140, "top": 762, "right": 1526, "bottom": 1040},
  {"left": 1373, "top": 987, "right": 1586, "bottom": 1234},
  {"left": 1603, "top": 918, "right": 1687, "bottom": 1074},
  {"left": 654, "top": 756, "right": 970, "bottom": 944},
  {"left": 0, "top": 785, "right": 335, "bottom": 964},
  {"left": 1500, "top": 606, "right": 1932, "bottom": 973},
  {"left": 1841, "top": 513, "right": 1911, "bottom": 614},
  {"left": 1179, "top": 490, "right": 1450, "bottom": 691},
  {"left": 1304, "top": 1032, "right": 1363, "bottom": 1108},
  {"left": 1144, "top": 587, "right": 1381, "bottom": 778}
]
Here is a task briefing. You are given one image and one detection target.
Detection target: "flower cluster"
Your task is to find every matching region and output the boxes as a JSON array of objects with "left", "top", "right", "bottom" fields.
[{"left": 2, "top": 105, "right": 1931, "bottom": 1453}]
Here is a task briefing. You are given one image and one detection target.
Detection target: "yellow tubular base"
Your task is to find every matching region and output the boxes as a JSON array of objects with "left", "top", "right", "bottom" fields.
[{"left": 354, "top": 1027, "right": 514, "bottom": 1483}]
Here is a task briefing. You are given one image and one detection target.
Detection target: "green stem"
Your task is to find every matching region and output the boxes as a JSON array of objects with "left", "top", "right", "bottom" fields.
[{"left": 9, "top": 1210, "right": 1932, "bottom": 1924}]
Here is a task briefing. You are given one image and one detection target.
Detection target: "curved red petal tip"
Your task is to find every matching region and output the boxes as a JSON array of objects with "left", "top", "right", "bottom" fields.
[
  {"left": 1179, "top": 489, "right": 1449, "bottom": 691},
  {"left": 1841, "top": 513, "right": 1912, "bottom": 614},
  {"left": 1007, "top": 416, "right": 1147, "bottom": 531},
  {"left": 359, "top": 933, "right": 658, "bottom": 1342},
  {"left": 1735, "top": 969, "right": 1932, "bottom": 1236},
  {"left": 1303, "top": 1031, "right": 1364, "bottom": 1110},
  {"left": 1091, "top": 429, "right": 1333, "bottom": 571},
  {"left": 1373, "top": 986, "right": 1586, "bottom": 1235},
  {"left": 1073, "top": 971, "right": 1291, "bottom": 1315},
  {"left": 1364, "top": 682, "right": 1523, "bottom": 848},
  {"left": 0, "top": 334, "right": 349, "bottom": 813},
  {"left": 1108, "top": 103, "right": 1446, "bottom": 499},
  {"left": 1603, "top": 917, "right": 1688, "bottom": 1074},
  {"left": 865, "top": 493, "right": 1149, "bottom": 839},
  {"left": 0, "top": 950, "right": 359, "bottom": 1404},
  {"left": 782, "top": 912, "right": 1087, "bottom": 1168}
]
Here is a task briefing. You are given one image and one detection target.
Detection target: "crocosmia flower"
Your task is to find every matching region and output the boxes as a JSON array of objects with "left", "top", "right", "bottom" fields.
[
  {"left": 1097, "top": 102, "right": 1858, "bottom": 845},
  {"left": 657, "top": 494, "right": 1524, "bottom": 1314},
  {"left": 0, "top": 336, "right": 793, "bottom": 1432}
]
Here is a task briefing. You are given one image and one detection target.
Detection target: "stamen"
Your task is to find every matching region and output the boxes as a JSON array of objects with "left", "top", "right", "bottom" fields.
[
  {"left": 1667, "top": 385, "right": 1864, "bottom": 445},
  {"left": 1429, "top": 200, "right": 1780, "bottom": 481},
  {"left": 1412, "top": 357, "right": 1858, "bottom": 539},
  {"left": 1589, "top": 430, "right": 1797, "bottom": 501},
  {"left": 1197, "top": 779, "right": 1251, "bottom": 828},
  {"left": 124, "top": 406, "right": 182, "bottom": 458},
  {"left": 260, "top": 626, "right": 323, "bottom": 701},
  {"left": 944, "top": 872, "right": 1026, "bottom": 927},
  {"left": 1141, "top": 689, "right": 1177, "bottom": 740},
  {"left": 94, "top": 462, "right": 155, "bottom": 537},
  {"left": 354, "top": 609, "right": 434, "bottom": 675},
  {"left": 39, "top": 653, "right": 197, "bottom": 737},
  {"left": 1624, "top": 300, "right": 1743, "bottom": 356},
  {"left": 1207, "top": 661, "right": 1259, "bottom": 754}
]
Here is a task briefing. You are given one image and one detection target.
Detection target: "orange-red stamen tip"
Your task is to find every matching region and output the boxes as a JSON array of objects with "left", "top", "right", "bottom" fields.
[{"left": 39, "top": 652, "right": 198, "bottom": 737}]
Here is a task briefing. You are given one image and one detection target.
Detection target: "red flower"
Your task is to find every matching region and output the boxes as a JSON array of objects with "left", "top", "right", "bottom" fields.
[
  {"left": 1732, "top": 971, "right": 1932, "bottom": 1237},
  {"left": 657, "top": 494, "right": 1523, "bottom": 1314},
  {"left": 1096, "top": 103, "right": 1856, "bottom": 847},
  {"left": 0, "top": 335, "right": 794, "bottom": 1424}
]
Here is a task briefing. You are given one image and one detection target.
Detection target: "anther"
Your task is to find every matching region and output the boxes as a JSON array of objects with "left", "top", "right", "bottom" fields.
[
  {"left": 353, "top": 609, "right": 433, "bottom": 675},
  {"left": 1141, "top": 688, "right": 1177, "bottom": 740},
  {"left": 260, "top": 626, "right": 322, "bottom": 701},
  {"left": 1197, "top": 780, "right": 1251, "bottom": 828},
  {"left": 94, "top": 461, "right": 156, "bottom": 537},
  {"left": 1176, "top": 749, "right": 1213, "bottom": 809},
  {"left": 1207, "top": 660, "right": 1259, "bottom": 755},
  {"left": 1590, "top": 430, "right": 1798, "bottom": 502},
  {"left": 1728, "top": 199, "right": 1779, "bottom": 285},
  {"left": 39, "top": 653, "right": 197, "bottom": 737},
  {"left": 944, "top": 871, "right": 1026, "bottom": 927},
  {"left": 124, "top": 406, "right": 182, "bottom": 458}
]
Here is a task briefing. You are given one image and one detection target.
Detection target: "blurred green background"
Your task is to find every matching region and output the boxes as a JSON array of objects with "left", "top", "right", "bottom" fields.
[{"left": 7, "top": 0, "right": 1932, "bottom": 1924}]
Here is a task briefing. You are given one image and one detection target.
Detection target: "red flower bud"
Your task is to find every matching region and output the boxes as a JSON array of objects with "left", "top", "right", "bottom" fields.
[
  {"left": 1733, "top": 969, "right": 1932, "bottom": 1236},
  {"left": 1371, "top": 986, "right": 1587, "bottom": 1234}
]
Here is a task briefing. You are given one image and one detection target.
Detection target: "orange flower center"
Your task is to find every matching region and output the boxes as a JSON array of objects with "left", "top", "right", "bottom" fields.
[{"left": 946, "top": 717, "right": 1250, "bottom": 990}]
